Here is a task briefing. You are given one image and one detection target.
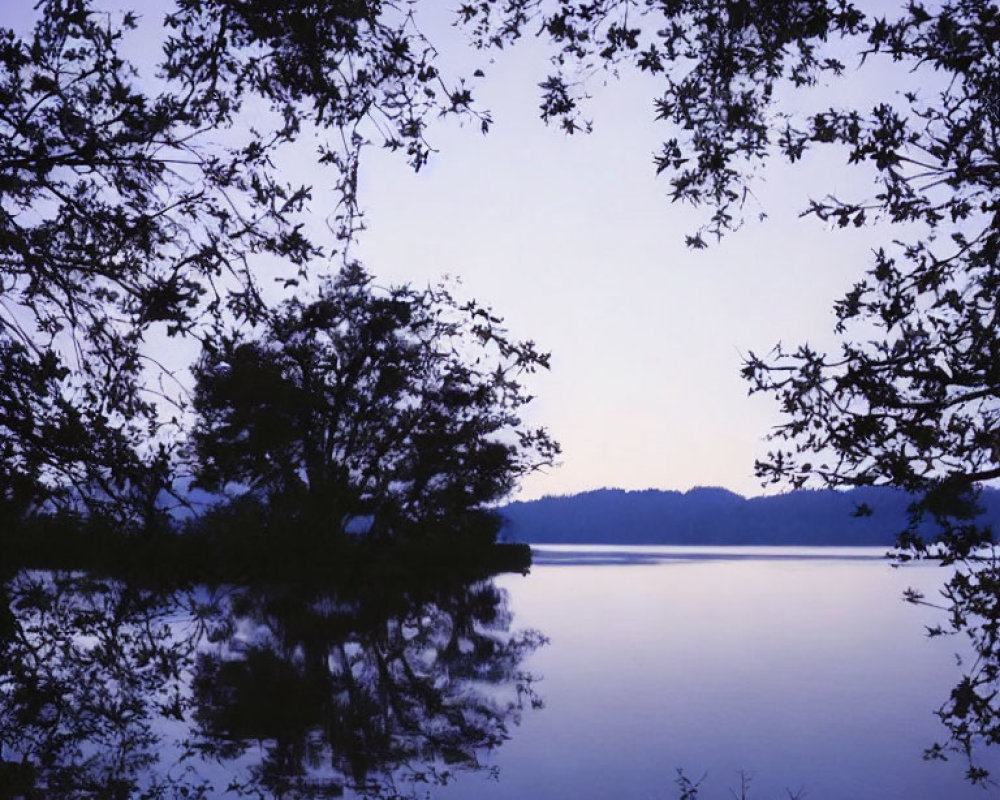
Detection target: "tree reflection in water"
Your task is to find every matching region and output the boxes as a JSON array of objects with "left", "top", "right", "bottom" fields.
[{"left": 0, "top": 571, "right": 545, "bottom": 799}]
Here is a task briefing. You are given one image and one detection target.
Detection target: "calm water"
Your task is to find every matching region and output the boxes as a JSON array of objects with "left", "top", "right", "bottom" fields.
[
  {"left": 431, "top": 545, "right": 1000, "bottom": 800},
  {"left": 3, "top": 546, "right": 999, "bottom": 799}
]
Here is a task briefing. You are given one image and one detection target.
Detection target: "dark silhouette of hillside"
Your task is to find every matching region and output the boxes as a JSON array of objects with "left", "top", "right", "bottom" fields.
[{"left": 499, "top": 486, "right": 1000, "bottom": 545}]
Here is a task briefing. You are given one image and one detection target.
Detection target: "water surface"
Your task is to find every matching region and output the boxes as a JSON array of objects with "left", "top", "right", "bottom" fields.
[
  {"left": 445, "top": 545, "right": 999, "bottom": 800},
  {"left": 2, "top": 546, "right": 997, "bottom": 799}
]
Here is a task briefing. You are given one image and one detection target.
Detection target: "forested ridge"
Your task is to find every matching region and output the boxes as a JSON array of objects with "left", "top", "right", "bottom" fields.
[{"left": 501, "top": 486, "right": 1000, "bottom": 545}]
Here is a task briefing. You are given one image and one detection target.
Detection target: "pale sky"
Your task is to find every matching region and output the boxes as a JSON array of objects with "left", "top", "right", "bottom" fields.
[
  {"left": 347, "top": 23, "right": 898, "bottom": 501},
  {"left": 6, "top": 2, "right": 913, "bottom": 502}
]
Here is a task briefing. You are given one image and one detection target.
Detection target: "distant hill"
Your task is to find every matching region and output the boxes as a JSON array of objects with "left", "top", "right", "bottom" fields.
[{"left": 498, "top": 486, "right": 1000, "bottom": 545}]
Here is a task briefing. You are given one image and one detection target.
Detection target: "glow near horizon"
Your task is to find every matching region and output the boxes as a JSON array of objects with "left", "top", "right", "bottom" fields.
[
  {"left": 350, "top": 27, "right": 902, "bottom": 501},
  {"left": 3, "top": 3, "right": 916, "bottom": 502}
]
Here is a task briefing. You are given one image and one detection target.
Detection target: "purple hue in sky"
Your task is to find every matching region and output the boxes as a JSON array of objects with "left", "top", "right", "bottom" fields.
[{"left": 2, "top": 2, "right": 920, "bottom": 500}]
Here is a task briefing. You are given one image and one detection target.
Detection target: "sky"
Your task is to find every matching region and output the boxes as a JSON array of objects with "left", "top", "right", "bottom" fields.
[
  {"left": 4, "top": 2, "right": 912, "bottom": 502},
  {"left": 344, "top": 16, "right": 898, "bottom": 501}
]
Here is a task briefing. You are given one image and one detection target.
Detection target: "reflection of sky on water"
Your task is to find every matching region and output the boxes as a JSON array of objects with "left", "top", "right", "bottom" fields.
[
  {"left": 4, "top": 550, "right": 997, "bottom": 799},
  {"left": 530, "top": 544, "right": 892, "bottom": 566},
  {"left": 430, "top": 547, "right": 998, "bottom": 800}
]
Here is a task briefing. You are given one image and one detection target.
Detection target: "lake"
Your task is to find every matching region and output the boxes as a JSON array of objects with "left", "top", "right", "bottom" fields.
[
  {"left": 2, "top": 546, "right": 997, "bottom": 799},
  {"left": 463, "top": 545, "right": 1000, "bottom": 800}
]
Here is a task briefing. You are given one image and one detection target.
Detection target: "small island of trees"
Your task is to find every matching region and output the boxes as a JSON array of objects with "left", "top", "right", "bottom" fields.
[
  {"left": 3, "top": 262, "right": 557, "bottom": 581},
  {"left": 0, "top": 0, "right": 563, "bottom": 582},
  {"left": 186, "top": 264, "right": 557, "bottom": 579}
]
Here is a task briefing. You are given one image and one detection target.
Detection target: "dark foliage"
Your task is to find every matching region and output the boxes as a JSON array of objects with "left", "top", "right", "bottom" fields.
[
  {"left": 0, "top": 497, "right": 533, "bottom": 587},
  {"left": 191, "top": 263, "right": 558, "bottom": 544},
  {"left": 457, "top": 0, "right": 868, "bottom": 243},
  {"left": 6, "top": 1, "right": 995, "bottom": 536},
  {"left": 0, "top": 0, "right": 490, "bottom": 526}
]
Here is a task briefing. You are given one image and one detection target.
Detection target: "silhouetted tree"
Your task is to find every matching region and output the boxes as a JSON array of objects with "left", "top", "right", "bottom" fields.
[
  {"left": 191, "top": 263, "right": 559, "bottom": 542},
  {"left": 0, "top": 1, "right": 490, "bottom": 523},
  {"left": 6, "top": 0, "right": 1000, "bottom": 781},
  {"left": 8, "top": 0, "right": 994, "bottom": 541}
]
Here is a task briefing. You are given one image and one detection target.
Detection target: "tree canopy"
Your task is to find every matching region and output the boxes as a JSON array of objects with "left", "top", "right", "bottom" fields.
[
  {"left": 0, "top": 0, "right": 489, "bottom": 524},
  {"left": 3, "top": 0, "right": 998, "bottom": 606},
  {"left": 5, "top": 1, "right": 995, "bottom": 527},
  {"left": 192, "top": 264, "right": 558, "bottom": 541}
]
